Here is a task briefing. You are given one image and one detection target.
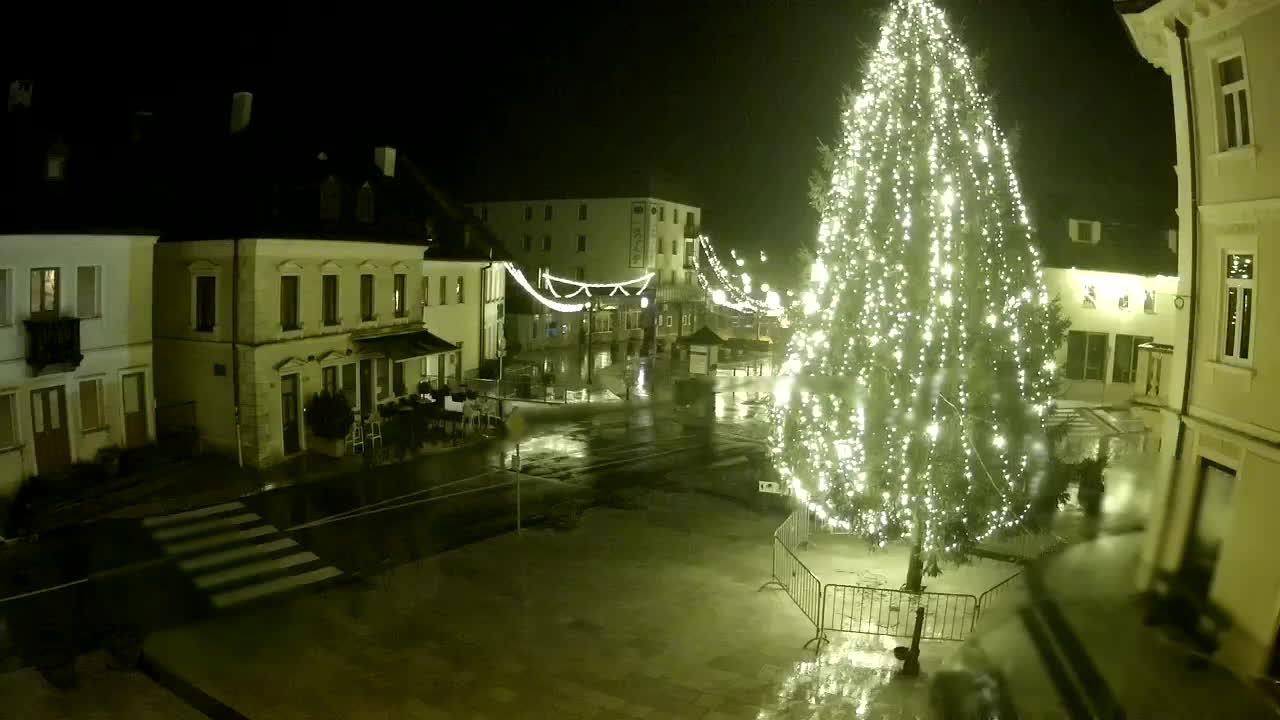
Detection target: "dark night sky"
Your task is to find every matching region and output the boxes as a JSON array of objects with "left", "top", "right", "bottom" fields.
[{"left": 35, "top": 0, "right": 1173, "bottom": 284}]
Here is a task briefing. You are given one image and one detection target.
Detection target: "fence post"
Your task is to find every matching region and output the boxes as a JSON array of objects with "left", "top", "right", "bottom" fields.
[{"left": 894, "top": 607, "right": 925, "bottom": 677}]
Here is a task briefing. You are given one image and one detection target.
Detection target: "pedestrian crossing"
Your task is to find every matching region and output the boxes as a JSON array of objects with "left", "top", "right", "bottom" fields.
[{"left": 143, "top": 501, "right": 341, "bottom": 611}]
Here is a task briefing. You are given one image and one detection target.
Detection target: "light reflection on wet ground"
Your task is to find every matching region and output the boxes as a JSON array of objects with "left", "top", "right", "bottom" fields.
[{"left": 756, "top": 635, "right": 934, "bottom": 719}]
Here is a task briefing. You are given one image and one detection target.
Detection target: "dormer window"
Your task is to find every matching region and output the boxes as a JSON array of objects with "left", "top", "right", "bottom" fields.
[
  {"left": 46, "top": 140, "right": 67, "bottom": 181},
  {"left": 1069, "top": 219, "right": 1100, "bottom": 245},
  {"left": 320, "top": 176, "right": 341, "bottom": 220},
  {"left": 356, "top": 181, "right": 375, "bottom": 224}
]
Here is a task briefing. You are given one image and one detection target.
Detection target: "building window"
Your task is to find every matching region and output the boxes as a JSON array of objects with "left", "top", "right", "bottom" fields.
[
  {"left": 394, "top": 273, "right": 407, "bottom": 317},
  {"left": 30, "top": 267, "right": 59, "bottom": 315},
  {"left": 542, "top": 235, "right": 552, "bottom": 252},
  {"left": 356, "top": 181, "right": 375, "bottom": 223},
  {"left": 280, "top": 275, "right": 300, "bottom": 330},
  {"left": 671, "top": 239, "right": 678, "bottom": 255},
  {"left": 377, "top": 358, "right": 390, "bottom": 401},
  {"left": 194, "top": 275, "right": 216, "bottom": 331},
  {"left": 576, "top": 267, "right": 585, "bottom": 281},
  {"left": 0, "top": 392, "right": 16, "bottom": 448},
  {"left": 1185, "top": 459, "right": 1236, "bottom": 596},
  {"left": 393, "top": 361, "right": 407, "bottom": 397},
  {"left": 1082, "top": 284, "right": 1096, "bottom": 309},
  {"left": 456, "top": 276, "right": 465, "bottom": 304},
  {"left": 1218, "top": 55, "right": 1252, "bottom": 150},
  {"left": 578, "top": 203, "right": 588, "bottom": 220},
  {"left": 523, "top": 235, "right": 532, "bottom": 252},
  {"left": 577, "top": 235, "right": 587, "bottom": 253},
  {"left": 1144, "top": 290, "right": 1157, "bottom": 315},
  {"left": 659, "top": 206, "right": 665, "bottom": 221},
  {"left": 323, "top": 274, "right": 340, "bottom": 326},
  {"left": 0, "top": 268, "right": 10, "bottom": 326},
  {"left": 1223, "top": 252, "right": 1255, "bottom": 365},
  {"left": 79, "top": 378, "right": 105, "bottom": 431},
  {"left": 524, "top": 205, "right": 532, "bottom": 221},
  {"left": 1117, "top": 293, "right": 1130, "bottom": 312},
  {"left": 1065, "top": 330, "right": 1108, "bottom": 381},
  {"left": 322, "top": 366, "right": 338, "bottom": 395},
  {"left": 480, "top": 206, "right": 489, "bottom": 222},
  {"left": 360, "top": 274, "right": 375, "bottom": 321},
  {"left": 76, "top": 266, "right": 101, "bottom": 318},
  {"left": 673, "top": 209, "right": 680, "bottom": 225},
  {"left": 544, "top": 204, "right": 553, "bottom": 221},
  {"left": 320, "top": 176, "right": 342, "bottom": 220},
  {"left": 1070, "top": 219, "right": 1098, "bottom": 245},
  {"left": 439, "top": 275, "right": 447, "bottom": 305},
  {"left": 341, "top": 363, "right": 357, "bottom": 407},
  {"left": 422, "top": 276, "right": 430, "bottom": 308},
  {"left": 658, "top": 237, "right": 665, "bottom": 254},
  {"left": 1112, "top": 334, "right": 1153, "bottom": 384}
]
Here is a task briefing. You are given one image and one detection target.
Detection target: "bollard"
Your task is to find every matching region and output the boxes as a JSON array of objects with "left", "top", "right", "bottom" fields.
[{"left": 893, "top": 606, "right": 926, "bottom": 677}]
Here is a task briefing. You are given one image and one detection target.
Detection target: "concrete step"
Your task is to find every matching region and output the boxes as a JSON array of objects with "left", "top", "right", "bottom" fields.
[
  {"left": 194, "top": 551, "right": 320, "bottom": 590},
  {"left": 143, "top": 501, "right": 246, "bottom": 528},
  {"left": 210, "top": 566, "right": 343, "bottom": 610},
  {"left": 178, "top": 537, "right": 299, "bottom": 572},
  {"left": 152, "top": 513, "right": 261, "bottom": 541},
  {"left": 162, "top": 525, "right": 275, "bottom": 555}
]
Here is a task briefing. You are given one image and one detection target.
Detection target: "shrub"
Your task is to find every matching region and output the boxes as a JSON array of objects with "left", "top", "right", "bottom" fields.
[{"left": 306, "top": 391, "right": 354, "bottom": 440}]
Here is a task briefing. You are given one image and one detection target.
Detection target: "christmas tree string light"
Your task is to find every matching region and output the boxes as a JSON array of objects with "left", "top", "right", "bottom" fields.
[
  {"left": 693, "top": 235, "right": 783, "bottom": 316},
  {"left": 770, "top": 0, "right": 1062, "bottom": 575}
]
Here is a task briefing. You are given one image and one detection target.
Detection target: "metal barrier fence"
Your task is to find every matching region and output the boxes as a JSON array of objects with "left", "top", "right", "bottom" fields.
[
  {"left": 763, "top": 508, "right": 1032, "bottom": 651},
  {"left": 760, "top": 510, "right": 825, "bottom": 649},
  {"left": 822, "top": 584, "right": 979, "bottom": 642},
  {"left": 976, "top": 571, "right": 1023, "bottom": 621}
]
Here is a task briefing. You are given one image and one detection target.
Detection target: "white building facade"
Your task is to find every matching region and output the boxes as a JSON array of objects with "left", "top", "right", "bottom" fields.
[
  {"left": 1121, "top": 0, "right": 1280, "bottom": 680},
  {"left": 1043, "top": 267, "right": 1179, "bottom": 404},
  {"left": 0, "top": 235, "right": 158, "bottom": 496},
  {"left": 153, "top": 239, "right": 488, "bottom": 468},
  {"left": 472, "top": 196, "right": 705, "bottom": 353}
]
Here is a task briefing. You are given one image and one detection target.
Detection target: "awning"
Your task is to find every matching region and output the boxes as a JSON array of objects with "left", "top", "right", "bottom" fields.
[
  {"left": 676, "top": 326, "right": 726, "bottom": 347},
  {"left": 353, "top": 327, "right": 458, "bottom": 360}
]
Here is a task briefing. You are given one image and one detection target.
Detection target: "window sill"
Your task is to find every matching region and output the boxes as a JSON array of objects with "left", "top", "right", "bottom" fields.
[
  {"left": 1213, "top": 144, "right": 1258, "bottom": 161},
  {"left": 0, "top": 443, "right": 21, "bottom": 456},
  {"left": 1205, "top": 359, "right": 1254, "bottom": 377},
  {"left": 82, "top": 425, "right": 109, "bottom": 435},
  {"left": 77, "top": 314, "right": 103, "bottom": 321}
]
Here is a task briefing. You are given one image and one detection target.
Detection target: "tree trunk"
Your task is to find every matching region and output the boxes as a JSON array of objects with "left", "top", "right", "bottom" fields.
[{"left": 905, "top": 538, "right": 924, "bottom": 593}]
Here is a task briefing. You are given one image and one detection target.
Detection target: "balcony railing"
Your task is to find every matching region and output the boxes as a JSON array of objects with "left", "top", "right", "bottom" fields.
[
  {"left": 25, "top": 315, "right": 83, "bottom": 375},
  {"left": 1134, "top": 342, "right": 1174, "bottom": 406}
]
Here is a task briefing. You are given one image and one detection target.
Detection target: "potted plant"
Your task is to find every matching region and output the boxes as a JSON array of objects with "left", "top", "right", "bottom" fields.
[{"left": 305, "top": 391, "right": 354, "bottom": 458}]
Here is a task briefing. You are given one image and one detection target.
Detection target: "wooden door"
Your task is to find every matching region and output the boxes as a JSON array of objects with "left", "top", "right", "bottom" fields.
[
  {"left": 122, "top": 371, "right": 148, "bottom": 448},
  {"left": 281, "top": 373, "right": 301, "bottom": 455},
  {"left": 359, "top": 359, "right": 373, "bottom": 415},
  {"left": 30, "top": 386, "right": 71, "bottom": 475}
]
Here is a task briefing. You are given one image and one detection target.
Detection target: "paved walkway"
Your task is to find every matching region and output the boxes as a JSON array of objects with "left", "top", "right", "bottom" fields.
[{"left": 0, "top": 650, "right": 203, "bottom": 720}]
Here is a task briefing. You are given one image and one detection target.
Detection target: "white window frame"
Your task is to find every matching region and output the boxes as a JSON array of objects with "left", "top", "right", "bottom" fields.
[
  {"left": 188, "top": 260, "right": 219, "bottom": 333},
  {"left": 1221, "top": 249, "right": 1256, "bottom": 367},
  {"left": 321, "top": 261, "right": 342, "bottom": 327},
  {"left": 278, "top": 260, "right": 303, "bottom": 334},
  {"left": 1211, "top": 40, "right": 1254, "bottom": 152},
  {"left": 1069, "top": 219, "right": 1100, "bottom": 245},
  {"left": 76, "top": 265, "right": 102, "bottom": 319},
  {"left": 1144, "top": 290, "right": 1157, "bottom": 315},
  {"left": 78, "top": 376, "right": 107, "bottom": 433},
  {"left": 0, "top": 390, "right": 19, "bottom": 451},
  {"left": 0, "top": 267, "right": 13, "bottom": 326}
]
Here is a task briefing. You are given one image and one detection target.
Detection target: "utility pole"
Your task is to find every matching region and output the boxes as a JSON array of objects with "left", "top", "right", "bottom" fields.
[{"left": 586, "top": 299, "right": 595, "bottom": 385}]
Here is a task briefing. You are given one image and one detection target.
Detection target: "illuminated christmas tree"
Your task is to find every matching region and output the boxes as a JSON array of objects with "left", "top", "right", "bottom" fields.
[{"left": 771, "top": 0, "right": 1066, "bottom": 588}]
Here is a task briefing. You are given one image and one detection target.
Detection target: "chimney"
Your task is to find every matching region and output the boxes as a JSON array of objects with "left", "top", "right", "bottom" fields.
[
  {"left": 374, "top": 146, "right": 396, "bottom": 177},
  {"left": 229, "top": 92, "right": 253, "bottom": 134}
]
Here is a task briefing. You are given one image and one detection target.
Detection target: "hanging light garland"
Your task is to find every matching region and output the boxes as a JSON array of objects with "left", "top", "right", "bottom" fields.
[
  {"left": 544, "top": 271, "right": 653, "bottom": 299},
  {"left": 693, "top": 235, "right": 784, "bottom": 317}
]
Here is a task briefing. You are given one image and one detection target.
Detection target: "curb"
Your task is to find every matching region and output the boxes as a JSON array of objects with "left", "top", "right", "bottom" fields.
[{"left": 138, "top": 652, "right": 252, "bottom": 720}]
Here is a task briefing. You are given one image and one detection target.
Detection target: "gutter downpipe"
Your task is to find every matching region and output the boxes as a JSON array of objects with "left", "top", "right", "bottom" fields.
[
  {"left": 233, "top": 235, "right": 244, "bottom": 468},
  {"left": 1153, "top": 19, "right": 1199, "bottom": 566}
]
